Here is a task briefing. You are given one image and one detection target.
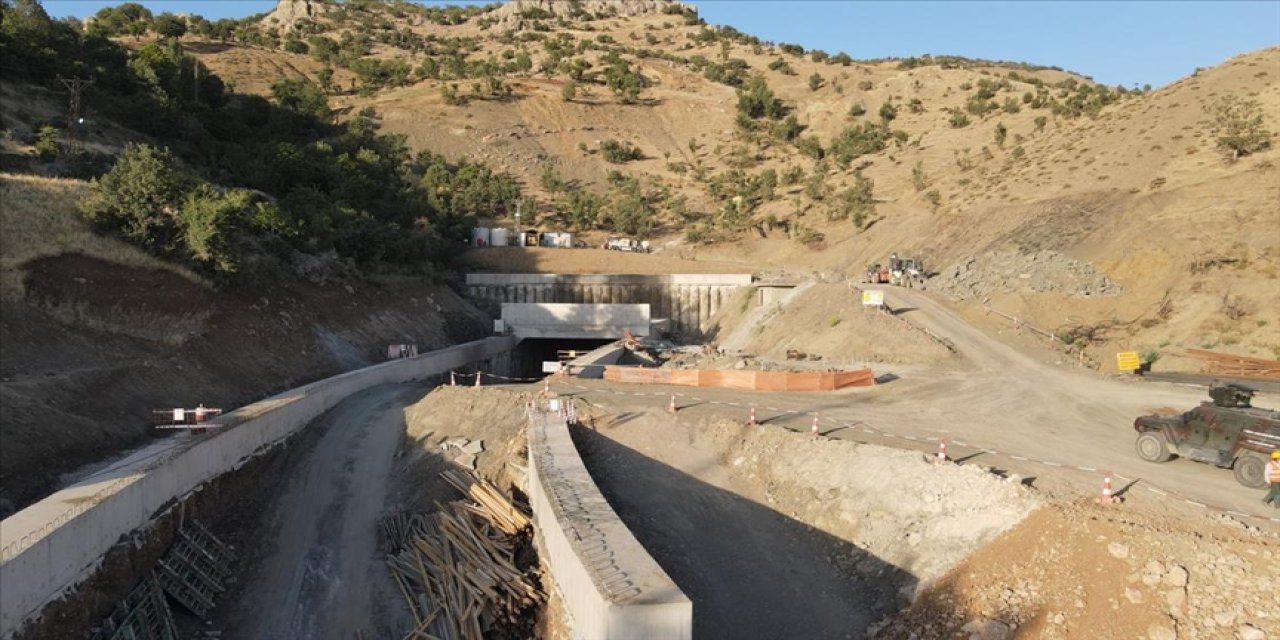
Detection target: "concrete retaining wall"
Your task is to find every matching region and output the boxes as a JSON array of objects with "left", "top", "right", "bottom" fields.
[
  {"left": 0, "top": 337, "right": 515, "bottom": 637},
  {"left": 467, "top": 274, "right": 754, "bottom": 339},
  {"left": 501, "top": 303, "right": 650, "bottom": 340},
  {"left": 527, "top": 408, "right": 691, "bottom": 639}
]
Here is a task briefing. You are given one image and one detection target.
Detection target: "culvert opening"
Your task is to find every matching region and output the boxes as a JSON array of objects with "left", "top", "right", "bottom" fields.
[{"left": 512, "top": 338, "right": 613, "bottom": 378}]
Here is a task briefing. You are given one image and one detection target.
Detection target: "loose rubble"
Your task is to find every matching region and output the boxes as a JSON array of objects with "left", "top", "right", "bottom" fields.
[{"left": 932, "top": 250, "right": 1121, "bottom": 301}]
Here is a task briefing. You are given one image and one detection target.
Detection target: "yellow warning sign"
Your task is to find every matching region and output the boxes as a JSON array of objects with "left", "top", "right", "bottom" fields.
[
  {"left": 861, "top": 290, "right": 885, "bottom": 307},
  {"left": 1116, "top": 351, "right": 1141, "bottom": 372}
]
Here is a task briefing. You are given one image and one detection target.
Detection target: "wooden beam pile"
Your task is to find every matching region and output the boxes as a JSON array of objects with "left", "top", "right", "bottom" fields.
[
  {"left": 384, "top": 470, "right": 542, "bottom": 640},
  {"left": 1183, "top": 349, "right": 1280, "bottom": 379}
]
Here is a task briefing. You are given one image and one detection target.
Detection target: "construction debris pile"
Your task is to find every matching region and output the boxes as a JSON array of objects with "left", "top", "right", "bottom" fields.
[
  {"left": 380, "top": 469, "right": 543, "bottom": 640},
  {"left": 932, "top": 250, "right": 1120, "bottom": 301}
]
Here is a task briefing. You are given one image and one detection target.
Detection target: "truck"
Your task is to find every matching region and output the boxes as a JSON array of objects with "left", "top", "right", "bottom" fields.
[
  {"left": 1132, "top": 383, "right": 1280, "bottom": 488},
  {"left": 604, "top": 237, "right": 649, "bottom": 253},
  {"left": 863, "top": 263, "right": 890, "bottom": 284}
]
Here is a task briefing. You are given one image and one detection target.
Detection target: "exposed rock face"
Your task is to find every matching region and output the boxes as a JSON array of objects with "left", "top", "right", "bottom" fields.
[
  {"left": 487, "top": 0, "right": 694, "bottom": 30},
  {"left": 264, "top": 0, "right": 332, "bottom": 30}
]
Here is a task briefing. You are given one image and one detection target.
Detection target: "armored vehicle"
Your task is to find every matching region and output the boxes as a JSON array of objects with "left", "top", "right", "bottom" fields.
[{"left": 1133, "top": 384, "right": 1280, "bottom": 488}]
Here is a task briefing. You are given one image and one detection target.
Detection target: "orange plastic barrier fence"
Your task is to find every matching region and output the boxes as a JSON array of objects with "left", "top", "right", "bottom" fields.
[{"left": 602, "top": 366, "right": 875, "bottom": 391}]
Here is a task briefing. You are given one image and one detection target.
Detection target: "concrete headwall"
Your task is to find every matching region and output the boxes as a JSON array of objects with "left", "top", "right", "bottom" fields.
[
  {"left": 467, "top": 274, "right": 753, "bottom": 339},
  {"left": 0, "top": 337, "right": 515, "bottom": 637},
  {"left": 501, "top": 303, "right": 650, "bottom": 340},
  {"left": 527, "top": 408, "right": 692, "bottom": 639}
]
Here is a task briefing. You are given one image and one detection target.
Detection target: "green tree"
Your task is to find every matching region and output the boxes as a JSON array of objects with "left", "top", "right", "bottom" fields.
[
  {"left": 562, "top": 190, "right": 603, "bottom": 230},
  {"left": 34, "top": 124, "right": 59, "bottom": 159},
  {"left": 271, "top": 78, "right": 330, "bottom": 120},
  {"left": 737, "top": 75, "right": 783, "bottom": 120},
  {"left": 179, "top": 185, "right": 257, "bottom": 275},
  {"left": 1208, "top": 95, "right": 1271, "bottom": 159},
  {"left": 848, "top": 102, "right": 866, "bottom": 118},
  {"left": 80, "top": 143, "right": 194, "bottom": 254},
  {"left": 1034, "top": 115, "right": 1047, "bottom": 132},
  {"left": 603, "top": 55, "right": 643, "bottom": 103},
  {"left": 151, "top": 13, "right": 186, "bottom": 39},
  {"left": 316, "top": 66, "right": 334, "bottom": 93},
  {"left": 561, "top": 78, "right": 576, "bottom": 102}
]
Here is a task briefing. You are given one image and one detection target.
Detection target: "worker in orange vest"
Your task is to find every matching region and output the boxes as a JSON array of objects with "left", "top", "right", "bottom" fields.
[{"left": 1265, "top": 451, "right": 1280, "bottom": 509}]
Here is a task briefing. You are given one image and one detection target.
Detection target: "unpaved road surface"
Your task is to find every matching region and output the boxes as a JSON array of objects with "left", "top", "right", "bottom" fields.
[
  {"left": 556, "top": 287, "right": 1276, "bottom": 522},
  {"left": 223, "top": 383, "right": 423, "bottom": 640}
]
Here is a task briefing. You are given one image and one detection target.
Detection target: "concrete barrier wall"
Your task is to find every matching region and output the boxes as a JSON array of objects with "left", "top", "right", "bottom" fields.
[
  {"left": 466, "top": 274, "right": 754, "bottom": 339},
  {"left": 526, "top": 408, "right": 691, "bottom": 639},
  {"left": 0, "top": 337, "right": 515, "bottom": 637},
  {"left": 568, "top": 343, "right": 627, "bottom": 379},
  {"left": 602, "top": 365, "right": 876, "bottom": 390}
]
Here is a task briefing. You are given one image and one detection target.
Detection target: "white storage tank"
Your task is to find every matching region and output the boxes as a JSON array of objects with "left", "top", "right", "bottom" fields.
[
  {"left": 489, "top": 228, "right": 509, "bottom": 246},
  {"left": 471, "top": 227, "right": 491, "bottom": 247},
  {"left": 558, "top": 232, "right": 574, "bottom": 248}
]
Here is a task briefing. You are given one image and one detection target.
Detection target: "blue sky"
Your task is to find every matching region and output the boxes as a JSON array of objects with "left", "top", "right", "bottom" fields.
[{"left": 43, "top": 0, "right": 1280, "bottom": 88}]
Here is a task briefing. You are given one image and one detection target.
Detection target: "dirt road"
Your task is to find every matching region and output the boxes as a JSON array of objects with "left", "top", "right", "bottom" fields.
[
  {"left": 221, "top": 383, "right": 423, "bottom": 640},
  {"left": 555, "top": 287, "right": 1276, "bottom": 522}
]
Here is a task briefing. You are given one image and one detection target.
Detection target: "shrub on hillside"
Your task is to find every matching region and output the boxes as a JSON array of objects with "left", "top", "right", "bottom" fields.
[
  {"left": 828, "top": 122, "right": 890, "bottom": 167},
  {"left": 600, "top": 139, "right": 644, "bottom": 163},
  {"left": 1208, "top": 95, "right": 1271, "bottom": 159},
  {"left": 737, "top": 75, "right": 784, "bottom": 120},
  {"left": 34, "top": 125, "right": 59, "bottom": 160}
]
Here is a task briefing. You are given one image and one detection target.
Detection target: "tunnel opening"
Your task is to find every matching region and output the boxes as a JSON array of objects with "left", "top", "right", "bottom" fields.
[{"left": 512, "top": 338, "right": 614, "bottom": 379}]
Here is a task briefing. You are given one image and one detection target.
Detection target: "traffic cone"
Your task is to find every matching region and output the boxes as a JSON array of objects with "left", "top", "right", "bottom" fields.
[
  {"left": 747, "top": 406, "right": 758, "bottom": 427},
  {"left": 811, "top": 413, "right": 820, "bottom": 438},
  {"left": 935, "top": 439, "right": 948, "bottom": 465},
  {"left": 667, "top": 394, "right": 677, "bottom": 413},
  {"left": 450, "top": 371, "right": 456, "bottom": 387},
  {"left": 1099, "top": 471, "right": 1114, "bottom": 505},
  {"left": 474, "top": 371, "right": 482, "bottom": 387}
]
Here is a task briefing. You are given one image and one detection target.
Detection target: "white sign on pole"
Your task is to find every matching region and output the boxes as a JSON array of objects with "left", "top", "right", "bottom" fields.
[{"left": 861, "top": 290, "right": 885, "bottom": 307}]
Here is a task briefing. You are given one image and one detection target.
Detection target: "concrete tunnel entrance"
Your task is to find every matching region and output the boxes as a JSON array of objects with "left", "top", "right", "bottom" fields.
[{"left": 513, "top": 338, "right": 614, "bottom": 378}]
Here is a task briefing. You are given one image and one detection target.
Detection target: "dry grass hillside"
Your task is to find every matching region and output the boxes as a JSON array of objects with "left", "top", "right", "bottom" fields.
[
  {"left": 173, "top": 0, "right": 1279, "bottom": 368},
  {"left": 0, "top": 172, "right": 490, "bottom": 514}
]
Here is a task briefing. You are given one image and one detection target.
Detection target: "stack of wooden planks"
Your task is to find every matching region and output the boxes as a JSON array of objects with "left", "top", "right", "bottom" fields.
[
  {"left": 1183, "top": 349, "right": 1280, "bottom": 379},
  {"left": 384, "top": 470, "right": 542, "bottom": 640}
]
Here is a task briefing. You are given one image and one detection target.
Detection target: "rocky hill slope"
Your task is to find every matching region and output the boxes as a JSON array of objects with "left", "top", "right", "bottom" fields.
[{"left": 182, "top": 0, "right": 1280, "bottom": 367}]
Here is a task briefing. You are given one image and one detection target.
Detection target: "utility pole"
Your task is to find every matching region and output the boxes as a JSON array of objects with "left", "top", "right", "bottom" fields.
[{"left": 57, "top": 75, "right": 94, "bottom": 156}]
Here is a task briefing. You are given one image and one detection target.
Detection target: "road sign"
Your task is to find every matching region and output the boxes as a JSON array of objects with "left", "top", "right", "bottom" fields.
[
  {"left": 1116, "top": 351, "right": 1142, "bottom": 372},
  {"left": 861, "top": 290, "right": 885, "bottom": 307}
]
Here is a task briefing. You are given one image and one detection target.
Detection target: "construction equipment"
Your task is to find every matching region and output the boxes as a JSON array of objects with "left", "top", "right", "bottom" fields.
[
  {"left": 1132, "top": 383, "right": 1280, "bottom": 488},
  {"left": 604, "top": 237, "right": 649, "bottom": 253},
  {"left": 888, "top": 254, "right": 927, "bottom": 288},
  {"left": 863, "top": 263, "right": 890, "bottom": 284}
]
